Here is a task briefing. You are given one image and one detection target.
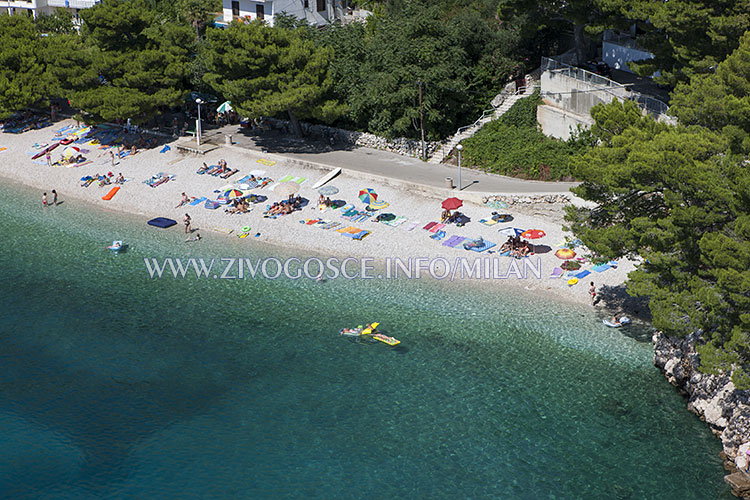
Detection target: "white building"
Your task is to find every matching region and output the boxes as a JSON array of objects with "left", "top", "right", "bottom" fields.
[
  {"left": 3, "top": 0, "right": 100, "bottom": 24},
  {"left": 220, "top": 0, "right": 348, "bottom": 27}
]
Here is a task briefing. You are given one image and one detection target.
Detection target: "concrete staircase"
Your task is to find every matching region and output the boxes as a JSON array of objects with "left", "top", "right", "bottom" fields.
[{"left": 428, "top": 72, "right": 539, "bottom": 164}]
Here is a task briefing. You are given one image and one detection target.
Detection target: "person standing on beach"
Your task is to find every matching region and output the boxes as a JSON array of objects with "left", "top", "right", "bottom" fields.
[
  {"left": 109, "top": 150, "right": 115, "bottom": 167},
  {"left": 589, "top": 282, "right": 596, "bottom": 306},
  {"left": 52, "top": 189, "right": 58, "bottom": 206},
  {"left": 42, "top": 192, "right": 48, "bottom": 207},
  {"left": 184, "top": 213, "right": 192, "bottom": 234}
]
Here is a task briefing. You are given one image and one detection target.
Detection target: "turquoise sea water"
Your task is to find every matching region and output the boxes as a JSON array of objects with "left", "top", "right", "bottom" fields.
[{"left": 0, "top": 181, "right": 731, "bottom": 499}]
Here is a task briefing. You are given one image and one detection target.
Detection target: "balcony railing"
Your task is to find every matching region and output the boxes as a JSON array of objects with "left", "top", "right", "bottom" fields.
[{"left": 45, "top": 0, "right": 99, "bottom": 8}]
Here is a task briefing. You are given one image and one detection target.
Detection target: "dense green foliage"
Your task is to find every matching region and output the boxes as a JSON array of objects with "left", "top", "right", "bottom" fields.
[
  {"left": 54, "top": 0, "right": 195, "bottom": 124},
  {"left": 566, "top": 98, "right": 750, "bottom": 387},
  {"left": 461, "top": 91, "right": 585, "bottom": 180},
  {"left": 34, "top": 9, "right": 76, "bottom": 35},
  {"left": 304, "top": 0, "right": 523, "bottom": 139},
  {"left": 0, "top": 15, "right": 49, "bottom": 119},
  {"left": 201, "top": 21, "right": 343, "bottom": 130},
  {"left": 670, "top": 31, "right": 750, "bottom": 153}
]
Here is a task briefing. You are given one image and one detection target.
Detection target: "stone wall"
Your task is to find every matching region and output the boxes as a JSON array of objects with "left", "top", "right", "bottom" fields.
[
  {"left": 262, "top": 117, "right": 441, "bottom": 158},
  {"left": 653, "top": 331, "right": 750, "bottom": 498},
  {"left": 482, "top": 194, "right": 571, "bottom": 205}
]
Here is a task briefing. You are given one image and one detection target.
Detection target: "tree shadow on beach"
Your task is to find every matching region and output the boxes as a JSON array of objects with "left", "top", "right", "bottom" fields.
[{"left": 233, "top": 128, "right": 357, "bottom": 155}]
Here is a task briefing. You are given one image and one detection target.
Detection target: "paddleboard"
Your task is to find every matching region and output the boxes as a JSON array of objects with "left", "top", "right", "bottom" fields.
[
  {"left": 102, "top": 186, "right": 120, "bottom": 200},
  {"left": 311, "top": 167, "right": 341, "bottom": 189}
]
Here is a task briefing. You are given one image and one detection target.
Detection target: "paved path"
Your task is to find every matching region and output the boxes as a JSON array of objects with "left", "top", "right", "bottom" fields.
[{"left": 206, "top": 125, "right": 578, "bottom": 195}]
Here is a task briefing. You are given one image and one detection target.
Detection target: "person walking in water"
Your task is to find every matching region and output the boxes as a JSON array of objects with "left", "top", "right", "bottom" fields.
[
  {"left": 183, "top": 213, "right": 192, "bottom": 234},
  {"left": 42, "top": 192, "right": 48, "bottom": 207},
  {"left": 51, "top": 189, "right": 58, "bottom": 206},
  {"left": 589, "top": 282, "right": 596, "bottom": 306}
]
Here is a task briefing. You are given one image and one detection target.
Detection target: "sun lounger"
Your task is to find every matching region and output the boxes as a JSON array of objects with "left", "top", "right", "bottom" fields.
[
  {"left": 442, "top": 235, "right": 467, "bottom": 248},
  {"left": 189, "top": 197, "right": 207, "bottom": 206}
]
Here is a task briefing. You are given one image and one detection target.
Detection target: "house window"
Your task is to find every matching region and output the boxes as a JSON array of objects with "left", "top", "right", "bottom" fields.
[
  {"left": 316, "top": 0, "right": 325, "bottom": 12},
  {"left": 256, "top": 4, "right": 263, "bottom": 20},
  {"left": 231, "top": 0, "right": 239, "bottom": 16},
  {"left": 304, "top": 0, "right": 309, "bottom": 8}
]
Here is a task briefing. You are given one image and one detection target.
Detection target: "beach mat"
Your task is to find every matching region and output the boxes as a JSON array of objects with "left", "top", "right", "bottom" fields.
[
  {"left": 442, "top": 235, "right": 467, "bottom": 248},
  {"left": 430, "top": 230, "right": 446, "bottom": 240},
  {"left": 465, "top": 240, "right": 496, "bottom": 253},
  {"left": 423, "top": 222, "right": 437, "bottom": 231},
  {"left": 189, "top": 197, "right": 207, "bottom": 206},
  {"left": 257, "top": 158, "right": 276, "bottom": 166},
  {"left": 574, "top": 270, "right": 591, "bottom": 279},
  {"left": 591, "top": 263, "right": 611, "bottom": 273},
  {"left": 479, "top": 218, "right": 498, "bottom": 226},
  {"left": 382, "top": 216, "right": 407, "bottom": 228},
  {"left": 429, "top": 223, "right": 446, "bottom": 233}
]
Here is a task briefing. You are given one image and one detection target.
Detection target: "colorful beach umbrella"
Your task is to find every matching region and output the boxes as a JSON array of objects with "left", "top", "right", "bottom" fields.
[
  {"left": 368, "top": 199, "right": 390, "bottom": 210},
  {"left": 555, "top": 248, "right": 576, "bottom": 260},
  {"left": 359, "top": 188, "right": 378, "bottom": 204},
  {"left": 223, "top": 188, "right": 244, "bottom": 199},
  {"left": 521, "top": 229, "right": 546, "bottom": 240},
  {"left": 275, "top": 182, "right": 300, "bottom": 197},
  {"left": 217, "top": 101, "right": 233, "bottom": 113},
  {"left": 442, "top": 197, "right": 463, "bottom": 211},
  {"left": 497, "top": 227, "right": 525, "bottom": 238},
  {"left": 318, "top": 185, "right": 339, "bottom": 196},
  {"left": 62, "top": 146, "right": 80, "bottom": 158}
]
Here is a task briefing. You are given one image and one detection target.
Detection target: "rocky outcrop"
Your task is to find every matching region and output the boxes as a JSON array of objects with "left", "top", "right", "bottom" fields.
[
  {"left": 482, "top": 194, "right": 571, "bottom": 205},
  {"left": 653, "top": 331, "right": 750, "bottom": 498}
]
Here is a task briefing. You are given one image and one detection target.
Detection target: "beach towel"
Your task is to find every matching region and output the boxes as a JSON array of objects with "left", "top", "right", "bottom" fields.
[
  {"left": 382, "top": 216, "right": 408, "bottom": 228},
  {"left": 320, "top": 222, "right": 341, "bottom": 230},
  {"left": 479, "top": 218, "right": 498, "bottom": 226},
  {"left": 550, "top": 267, "right": 564, "bottom": 279},
  {"left": 423, "top": 222, "right": 438, "bottom": 231},
  {"left": 337, "top": 226, "right": 358, "bottom": 234},
  {"left": 430, "top": 231, "right": 446, "bottom": 241},
  {"left": 429, "top": 224, "right": 446, "bottom": 233},
  {"left": 465, "top": 240, "right": 496, "bottom": 253},
  {"left": 204, "top": 200, "right": 221, "bottom": 210},
  {"left": 189, "top": 197, "right": 207, "bottom": 206},
  {"left": 591, "top": 263, "right": 611, "bottom": 273},
  {"left": 257, "top": 158, "right": 276, "bottom": 166},
  {"left": 345, "top": 230, "right": 370, "bottom": 240},
  {"left": 277, "top": 175, "right": 294, "bottom": 183},
  {"left": 350, "top": 213, "right": 371, "bottom": 223},
  {"left": 608, "top": 260, "right": 619, "bottom": 268},
  {"left": 291, "top": 176, "right": 306, "bottom": 185},
  {"left": 405, "top": 222, "right": 419, "bottom": 231},
  {"left": 0, "top": 147, "right": 7, "bottom": 153},
  {"left": 442, "top": 235, "right": 467, "bottom": 248},
  {"left": 160, "top": 145, "right": 171, "bottom": 153},
  {"left": 574, "top": 270, "right": 591, "bottom": 279}
]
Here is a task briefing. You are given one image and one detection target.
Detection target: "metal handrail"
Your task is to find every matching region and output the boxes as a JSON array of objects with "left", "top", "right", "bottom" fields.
[{"left": 437, "top": 84, "right": 531, "bottom": 163}]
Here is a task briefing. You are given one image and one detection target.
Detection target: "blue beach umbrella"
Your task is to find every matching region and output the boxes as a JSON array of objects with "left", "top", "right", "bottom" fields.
[{"left": 497, "top": 227, "right": 525, "bottom": 238}]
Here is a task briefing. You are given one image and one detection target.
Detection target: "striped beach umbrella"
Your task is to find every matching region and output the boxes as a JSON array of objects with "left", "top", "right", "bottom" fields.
[
  {"left": 223, "top": 188, "right": 244, "bottom": 199},
  {"left": 358, "top": 188, "right": 378, "bottom": 204}
]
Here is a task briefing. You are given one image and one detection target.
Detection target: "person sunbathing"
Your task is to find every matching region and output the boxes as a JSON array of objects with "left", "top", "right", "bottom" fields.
[
  {"left": 130, "top": 145, "right": 137, "bottom": 156},
  {"left": 517, "top": 241, "right": 531, "bottom": 258},
  {"left": 115, "top": 173, "right": 125, "bottom": 184},
  {"left": 441, "top": 209, "right": 450, "bottom": 223},
  {"left": 325, "top": 197, "right": 332, "bottom": 208},
  {"left": 499, "top": 237, "right": 514, "bottom": 253},
  {"left": 318, "top": 194, "right": 325, "bottom": 206},
  {"left": 175, "top": 192, "right": 189, "bottom": 208}
]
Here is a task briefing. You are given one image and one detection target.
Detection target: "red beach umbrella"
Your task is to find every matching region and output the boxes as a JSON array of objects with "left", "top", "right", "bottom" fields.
[
  {"left": 442, "top": 197, "right": 463, "bottom": 211},
  {"left": 521, "top": 229, "right": 546, "bottom": 239}
]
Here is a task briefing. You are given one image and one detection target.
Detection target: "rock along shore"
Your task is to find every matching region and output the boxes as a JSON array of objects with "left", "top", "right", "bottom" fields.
[{"left": 653, "top": 331, "right": 750, "bottom": 498}]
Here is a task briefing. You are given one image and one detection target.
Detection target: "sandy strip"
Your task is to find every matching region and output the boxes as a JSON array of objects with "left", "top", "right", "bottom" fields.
[{"left": 0, "top": 119, "right": 638, "bottom": 309}]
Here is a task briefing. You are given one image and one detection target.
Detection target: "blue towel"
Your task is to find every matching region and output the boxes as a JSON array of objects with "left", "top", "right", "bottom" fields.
[
  {"left": 465, "top": 240, "right": 496, "bottom": 252},
  {"left": 574, "top": 270, "right": 591, "bottom": 279},
  {"left": 591, "top": 264, "right": 611, "bottom": 273},
  {"left": 189, "top": 197, "right": 207, "bottom": 206},
  {"left": 431, "top": 230, "right": 447, "bottom": 240},
  {"left": 160, "top": 145, "right": 171, "bottom": 153}
]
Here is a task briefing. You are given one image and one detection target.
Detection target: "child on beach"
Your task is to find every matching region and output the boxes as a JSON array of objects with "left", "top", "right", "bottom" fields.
[
  {"left": 42, "top": 192, "right": 48, "bottom": 207},
  {"left": 589, "top": 282, "right": 596, "bottom": 306}
]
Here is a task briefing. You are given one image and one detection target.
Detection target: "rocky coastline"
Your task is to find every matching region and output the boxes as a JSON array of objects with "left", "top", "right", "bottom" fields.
[{"left": 653, "top": 331, "right": 750, "bottom": 498}]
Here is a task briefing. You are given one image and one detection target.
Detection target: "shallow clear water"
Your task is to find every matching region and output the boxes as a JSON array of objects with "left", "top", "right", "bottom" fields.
[{"left": 0, "top": 181, "right": 730, "bottom": 499}]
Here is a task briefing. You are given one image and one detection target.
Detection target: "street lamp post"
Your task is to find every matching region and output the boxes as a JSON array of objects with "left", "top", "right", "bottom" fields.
[
  {"left": 456, "top": 144, "right": 463, "bottom": 191},
  {"left": 195, "top": 98, "right": 203, "bottom": 146}
]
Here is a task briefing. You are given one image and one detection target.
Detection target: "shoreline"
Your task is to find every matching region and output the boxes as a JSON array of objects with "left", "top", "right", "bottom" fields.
[{"left": 0, "top": 119, "right": 636, "bottom": 310}]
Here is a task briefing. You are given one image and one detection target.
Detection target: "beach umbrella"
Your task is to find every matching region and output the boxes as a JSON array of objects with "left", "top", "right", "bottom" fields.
[
  {"left": 62, "top": 146, "right": 80, "bottom": 158},
  {"left": 217, "top": 101, "right": 233, "bottom": 113},
  {"left": 275, "top": 182, "right": 300, "bottom": 197},
  {"left": 497, "top": 227, "right": 525, "bottom": 238},
  {"left": 561, "top": 260, "right": 581, "bottom": 271},
  {"left": 318, "top": 185, "right": 339, "bottom": 196},
  {"left": 359, "top": 188, "right": 378, "bottom": 204},
  {"left": 223, "top": 188, "right": 244, "bottom": 199},
  {"left": 521, "top": 229, "right": 546, "bottom": 240},
  {"left": 555, "top": 248, "right": 576, "bottom": 260},
  {"left": 442, "top": 197, "right": 463, "bottom": 211},
  {"left": 368, "top": 199, "right": 390, "bottom": 210}
]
